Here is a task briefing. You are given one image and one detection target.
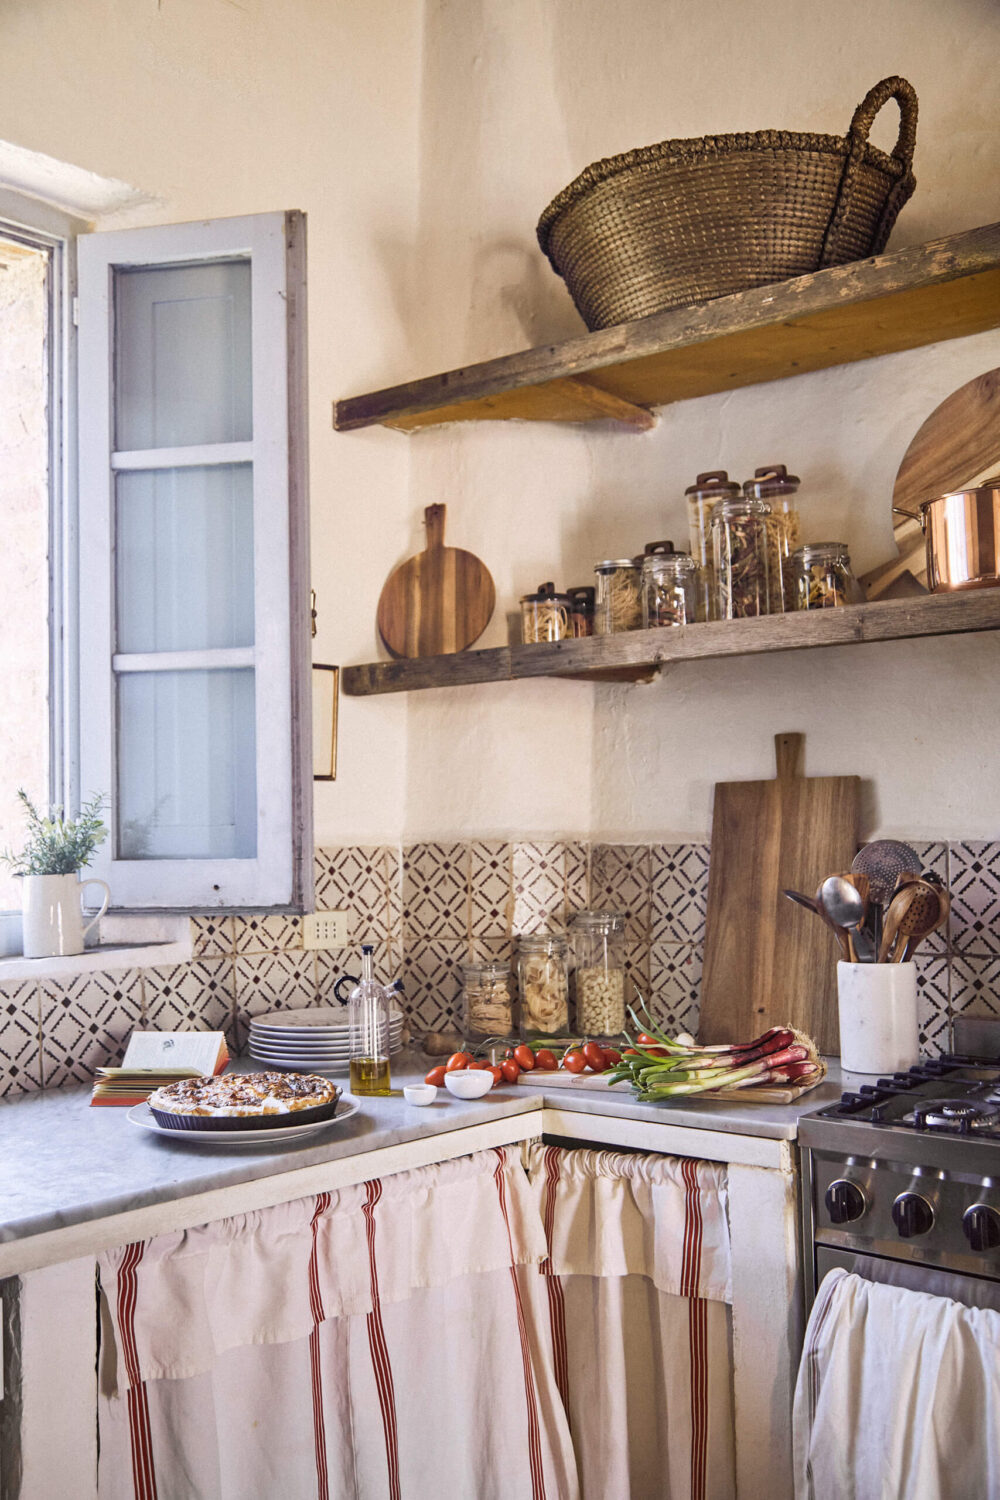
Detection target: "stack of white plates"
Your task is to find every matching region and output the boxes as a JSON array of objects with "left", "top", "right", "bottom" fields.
[{"left": 248, "top": 1006, "right": 404, "bottom": 1072}]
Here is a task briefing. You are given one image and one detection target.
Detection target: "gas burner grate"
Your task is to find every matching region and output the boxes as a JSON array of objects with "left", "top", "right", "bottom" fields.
[{"left": 910, "top": 1097, "right": 1000, "bottom": 1134}]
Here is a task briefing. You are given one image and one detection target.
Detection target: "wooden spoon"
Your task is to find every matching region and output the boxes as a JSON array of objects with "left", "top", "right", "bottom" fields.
[
  {"left": 896, "top": 887, "right": 951, "bottom": 962},
  {"left": 878, "top": 883, "right": 926, "bottom": 963}
]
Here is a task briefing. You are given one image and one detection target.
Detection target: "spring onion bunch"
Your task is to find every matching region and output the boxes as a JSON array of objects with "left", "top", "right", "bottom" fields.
[{"left": 606, "top": 1006, "right": 823, "bottom": 1101}]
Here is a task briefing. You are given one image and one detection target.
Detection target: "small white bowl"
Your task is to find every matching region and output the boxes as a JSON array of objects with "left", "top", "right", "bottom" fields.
[
  {"left": 444, "top": 1069, "right": 494, "bottom": 1100},
  {"left": 403, "top": 1084, "right": 437, "bottom": 1106}
]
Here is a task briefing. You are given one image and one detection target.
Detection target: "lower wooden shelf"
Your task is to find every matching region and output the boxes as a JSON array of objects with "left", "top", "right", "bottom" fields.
[{"left": 341, "top": 590, "right": 1000, "bottom": 696}]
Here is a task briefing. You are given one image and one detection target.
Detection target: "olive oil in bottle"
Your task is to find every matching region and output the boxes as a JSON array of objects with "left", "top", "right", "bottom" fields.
[{"left": 348, "top": 943, "right": 392, "bottom": 1096}]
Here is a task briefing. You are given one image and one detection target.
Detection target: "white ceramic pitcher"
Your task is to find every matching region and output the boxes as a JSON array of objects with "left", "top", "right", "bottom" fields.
[{"left": 20, "top": 872, "right": 111, "bottom": 958}]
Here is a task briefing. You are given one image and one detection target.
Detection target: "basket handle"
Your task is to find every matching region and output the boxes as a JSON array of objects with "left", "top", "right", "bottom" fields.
[
  {"left": 819, "top": 76, "right": 918, "bottom": 267},
  {"left": 848, "top": 76, "right": 918, "bottom": 170}
]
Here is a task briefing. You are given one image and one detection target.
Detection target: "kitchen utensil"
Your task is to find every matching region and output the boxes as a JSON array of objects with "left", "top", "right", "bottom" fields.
[
  {"left": 815, "top": 882, "right": 854, "bottom": 963},
  {"left": 896, "top": 885, "right": 951, "bottom": 963},
  {"left": 820, "top": 874, "right": 869, "bottom": 964},
  {"left": 877, "top": 882, "right": 921, "bottom": 963},
  {"left": 376, "top": 504, "right": 495, "bottom": 658},
  {"left": 700, "top": 731, "right": 861, "bottom": 1054},
  {"left": 916, "top": 477, "right": 1000, "bottom": 593},
  {"left": 892, "top": 367, "right": 1000, "bottom": 524},
  {"left": 851, "top": 840, "right": 921, "bottom": 906}
]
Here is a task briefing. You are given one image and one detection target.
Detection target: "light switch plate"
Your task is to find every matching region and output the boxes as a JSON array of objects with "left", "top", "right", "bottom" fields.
[{"left": 303, "top": 910, "right": 350, "bottom": 949}]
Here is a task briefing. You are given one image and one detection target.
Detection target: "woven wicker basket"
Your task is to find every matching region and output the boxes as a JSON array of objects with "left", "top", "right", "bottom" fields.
[{"left": 536, "top": 77, "right": 918, "bottom": 331}]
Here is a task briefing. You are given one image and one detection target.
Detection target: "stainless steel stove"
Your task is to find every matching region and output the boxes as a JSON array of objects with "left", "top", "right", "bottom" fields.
[{"left": 801, "top": 1054, "right": 1000, "bottom": 1311}]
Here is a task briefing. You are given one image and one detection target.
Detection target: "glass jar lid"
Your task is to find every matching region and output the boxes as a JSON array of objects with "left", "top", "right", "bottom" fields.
[
  {"left": 520, "top": 580, "right": 571, "bottom": 605},
  {"left": 793, "top": 542, "right": 850, "bottom": 564},
  {"left": 567, "top": 585, "right": 595, "bottom": 609},
  {"left": 743, "top": 463, "right": 800, "bottom": 500},
  {"left": 641, "top": 550, "right": 697, "bottom": 576},
  {"left": 684, "top": 470, "right": 741, "bottom": 500},
  {"left": 517, "top": 932, "right": 567, "bottom": 954},
  {"left": 595, "top": 558, "right": 639, "bottom": 573},
  {"left": 461, "top": 960, "right": 512, "bottom": 979},
  {"left": 569, "top": 911, "right": 625, "bottom": 932},
  {"left": 714, "top": 495, "right": 772, "bottom": 521}
]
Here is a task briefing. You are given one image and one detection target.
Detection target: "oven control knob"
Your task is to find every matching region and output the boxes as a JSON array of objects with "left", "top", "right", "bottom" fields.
[
  {"left": 825, "top": 1179, "right": 867, "bottom": 1224},
  {"left": 962, "top": 1204, "right": 1000, "bottom": 1252},
  {"left": 892, "top": 1192, "right": 934, "bottom": 1239}
]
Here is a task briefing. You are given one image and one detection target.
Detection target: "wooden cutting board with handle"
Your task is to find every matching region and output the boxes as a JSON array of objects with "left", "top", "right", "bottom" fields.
[
  {"left": 698, "top": 732, "right": 860, "bottom": 1055},
  {"left": 377, "top": 504, "right": 495, "bottom": 658}
]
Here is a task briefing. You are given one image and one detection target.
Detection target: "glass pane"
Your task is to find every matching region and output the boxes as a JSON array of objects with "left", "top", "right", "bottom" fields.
[
  {"left": 117, "top": 670, "right": 257, "bottom": 859},
  {"left": 114, "top": 259, "right": 252, "bottom": 449},
  {"left": 0, "top": 234, "right": 50, "bottom": 908},
  {"left": 116, "top": 464, "right": 254, "bottom": 652}
]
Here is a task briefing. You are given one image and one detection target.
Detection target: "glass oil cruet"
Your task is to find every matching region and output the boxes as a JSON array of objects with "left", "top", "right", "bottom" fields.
[{"left": 348, "top": 943, "right": 392, "bottom": 1095}]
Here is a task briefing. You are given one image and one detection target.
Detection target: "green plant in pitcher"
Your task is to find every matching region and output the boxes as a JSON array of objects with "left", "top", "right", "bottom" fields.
[{"left": 1, "top": 789, "right": 108, "bottom": 875}]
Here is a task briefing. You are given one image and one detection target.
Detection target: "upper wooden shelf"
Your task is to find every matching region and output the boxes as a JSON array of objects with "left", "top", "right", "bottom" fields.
[
  {"left": 333, "top": 223, "right": 1000, "bottom": 434},
  {"left": 342, "top": 590, "right": 1000, "bottom": 696}
]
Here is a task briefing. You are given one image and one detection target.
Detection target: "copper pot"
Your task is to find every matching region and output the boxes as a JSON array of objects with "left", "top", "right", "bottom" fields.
[{"left": 916, "top": 477, "right": 1000, "bottom": 592}]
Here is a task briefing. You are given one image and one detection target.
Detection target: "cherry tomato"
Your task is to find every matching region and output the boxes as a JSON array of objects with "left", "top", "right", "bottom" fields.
[
  {"left": 563, "top": 1049, "right": 586, "bottom": 1074},
  {"left": 501, "top": 1058, "right": 522, "bottom": 1084},
  {"left": 583, "top": 1041, "right": 607, "bottom": 1072},
  {"left": 489, "top": 1065, "right": 504, "bottom": 1088},
  {"left": 603, "top": 1048, "right": 622, "bottom": 1067},
  {"left": 424, "top": 1065, "right": 447, "bottom": 1087},
  {"left": 446, "top": 1052, "right": 472, "bottom": 1072},
  {"left": 637, "top": 1033, "right": 660, "bottom": 1046},
  {"left": 468, "top": 1059, "right": 490, "bottom": 1070},
  {"left": 535, "top": 1049, "right": 558, "bottom": 1071},
  {"left": 513, "top": 1044, "right": 536, "bottom": 1071}
]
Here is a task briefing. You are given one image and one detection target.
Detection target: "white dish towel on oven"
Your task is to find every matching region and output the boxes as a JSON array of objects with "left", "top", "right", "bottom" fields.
[{"left": 793, "top": 1266, "right": 1000, "bottom": 1500}]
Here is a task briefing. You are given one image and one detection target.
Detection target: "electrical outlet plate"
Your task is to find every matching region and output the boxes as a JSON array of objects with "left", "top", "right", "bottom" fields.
[{"left": 303, "top": 910, "right": 350, "bottom": 949}]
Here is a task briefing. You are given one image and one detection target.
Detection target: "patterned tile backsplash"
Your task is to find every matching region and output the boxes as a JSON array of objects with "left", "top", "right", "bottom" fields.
[{"left": 2, "top": 838, "right": 999, "bottom": 1100}]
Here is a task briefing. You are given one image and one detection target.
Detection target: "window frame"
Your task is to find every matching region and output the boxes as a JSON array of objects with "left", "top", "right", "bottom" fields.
[{"left": 76, "top": 211, "right": 313, "bottom": 911}]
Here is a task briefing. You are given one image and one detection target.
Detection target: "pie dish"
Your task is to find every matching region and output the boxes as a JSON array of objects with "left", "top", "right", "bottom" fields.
[{"left": 148, "top": 1071, "right": 342, "bottom": 1132}]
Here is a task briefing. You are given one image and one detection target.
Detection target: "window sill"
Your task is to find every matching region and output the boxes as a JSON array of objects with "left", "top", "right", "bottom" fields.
[{"left": 0, "top": 915, "right": 193, "bottom": 981}]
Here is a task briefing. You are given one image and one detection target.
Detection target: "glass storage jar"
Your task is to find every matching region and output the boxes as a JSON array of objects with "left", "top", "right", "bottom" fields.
[
  {"left": 641, "top": 549, "right": 698, "bottom": 627},
  {"left": 567, "top": 585, "right": 595, "bottom": 637},
  {"left": 792, "top": 543, "right": 863, "bottom": 610},
  {"left": 568, "top": 911, "right": 626, "bottom": 1036},
  {"left": 520, "top": 582, "right": 572, "bottom": 643},
  {"left": 712, "top": 495, "right": 772, "bottom": 619},
  {"left": 686, "top": 471, "right": 741, "bottom": 622},
  {"left": 461, "top": 961, "right": 515, "bottom": 1041},
  {"left": 516, "top": 934, "right": 570, "bottom": 1038},
  {"left": 594, "top": 559, "right": 643, "bottom": 635},
  {"left": 744, "top": 464, "right": 801, "bottom": 614}
]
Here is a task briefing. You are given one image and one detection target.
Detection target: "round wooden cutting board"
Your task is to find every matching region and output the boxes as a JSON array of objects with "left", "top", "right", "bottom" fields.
[{"left": 376, "top": 504, "right": 495, "bottom": 659}]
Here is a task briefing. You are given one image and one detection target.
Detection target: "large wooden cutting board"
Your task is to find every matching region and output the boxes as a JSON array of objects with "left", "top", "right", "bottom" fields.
[
  {"left": 377, "top": 504, "right": 495, "bottom": 658},
  {"left": 698, "top": 732, "right": 860, "bottom": 1055}
]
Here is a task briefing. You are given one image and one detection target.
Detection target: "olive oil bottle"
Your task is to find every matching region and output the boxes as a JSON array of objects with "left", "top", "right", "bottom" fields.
[{"left": 348, "top": 943, "right": 392, "bottom": 1096}]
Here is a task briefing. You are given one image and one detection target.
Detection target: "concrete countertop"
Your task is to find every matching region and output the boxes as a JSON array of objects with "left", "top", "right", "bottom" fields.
[{"left": 0, "top": 1052, "right": 851, "bottom": 1253}]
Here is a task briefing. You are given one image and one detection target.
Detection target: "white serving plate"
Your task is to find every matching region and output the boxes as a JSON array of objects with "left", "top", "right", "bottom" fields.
[
  {"left": 250, "top": 1007, "right": 403, "bottom": 1033},
  {"left": 128, "top": 1096, "right": 360, "bottom": 1144},
  {"left": 247, "top": 1038, "right": 402, "bottom": 1059}
]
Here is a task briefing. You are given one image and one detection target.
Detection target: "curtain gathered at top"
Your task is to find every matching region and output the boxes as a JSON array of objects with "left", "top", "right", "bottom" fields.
[{"left": 98, "top": 1141, "right": 734, "bottom": 1500}]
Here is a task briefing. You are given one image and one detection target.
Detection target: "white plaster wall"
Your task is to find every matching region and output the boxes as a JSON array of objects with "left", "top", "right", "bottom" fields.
[
  {"left": 0, "top": 0, "right": 425, "bottom": 845},
  {"left": 402, "top": 0, "right": 1000, "bottom": 841},
  {"left": 2, "top": 0, "right": 999, "bottom": 851}
]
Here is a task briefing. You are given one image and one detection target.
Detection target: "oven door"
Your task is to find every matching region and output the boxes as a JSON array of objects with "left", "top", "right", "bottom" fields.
[{"left": 816, "top": 1244, "right": 1000, "bottom": 1313}]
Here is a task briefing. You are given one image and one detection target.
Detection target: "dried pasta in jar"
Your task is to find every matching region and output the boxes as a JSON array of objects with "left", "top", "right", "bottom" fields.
[
  {"left": 594, "top": 560, "right": 642, "bottom": 635},
  {"left": 516, "top": 934, "right": 570, "bottom": 1037}
]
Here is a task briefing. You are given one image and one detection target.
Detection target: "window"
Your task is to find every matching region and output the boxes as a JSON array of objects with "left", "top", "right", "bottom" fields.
[{"left": 0, "top": 203, "right": 312, "bottom": 913}]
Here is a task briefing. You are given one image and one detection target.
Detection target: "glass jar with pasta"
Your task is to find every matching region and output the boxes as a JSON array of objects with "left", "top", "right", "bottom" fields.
[
  {"left": 568, "top": 911, "right": 626, "bottom": 1036},
  {"left": 516, "top": 934, "right": 570, "bottom": 1038},
  {"left": 685, "top": 471, "right": 741, "bottom": 622},
  {"left": 520, "top": 582, "right": 572, "bottom": 643},
  {"left": 594, "top": 559, "right": 642, "bottom": 635},
  {"left": 743, "top": 465, "right": 801, "bottom": 614},
  {"left": 461, "top": 961, "right": 515, "bottom": 1042},
  {"left": 567, "top": 585, "right": 595, "bottom": 637},
  {"left": 792, "top": 543, "right": 862, "bottom": 610},
  {"left": 712, "top": 496, "right": 771, "bottom": 619}
]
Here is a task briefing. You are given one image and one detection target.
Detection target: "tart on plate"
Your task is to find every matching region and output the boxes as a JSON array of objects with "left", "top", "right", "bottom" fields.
[{"left": 148, "top": 1071, "right": 342, "bottom": 1132}]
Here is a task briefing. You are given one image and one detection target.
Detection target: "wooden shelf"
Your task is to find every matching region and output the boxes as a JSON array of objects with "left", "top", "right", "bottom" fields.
[
  {"left": 333, "top": 223, "right": 1000, "bottom": 434},
  {"left": 342, "top": 591, "right": 1000, "bottom": 695}
]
